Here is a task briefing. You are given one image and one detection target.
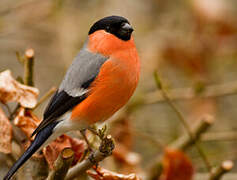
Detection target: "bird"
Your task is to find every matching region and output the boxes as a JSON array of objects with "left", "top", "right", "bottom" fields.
[{"left": 4, "top": 15, "right": 140, "bottom": 180}]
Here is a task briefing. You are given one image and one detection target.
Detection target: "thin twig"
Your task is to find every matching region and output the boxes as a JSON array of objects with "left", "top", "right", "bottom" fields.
[
  {"left": 65, "top": 135, "right": 115, "bottom": 180},
  {"left": 153, "top": 71, "right": 212, "bottom": 171},
  {"left": 202, "top": 131, "right": 237, "bottom": 142},
  {"left": 15, "top": 51, "right": 25, "bottom": 64},
  {"left": 33, "top": 87, "right": 57, "bottom": 110},
  {"left": 24, "top": 48, "right": 34, "bottom": 86},
  {"left": 209, "top": 160, "right": 234, "bottom": 180},
  {"left": 146, "top": 80, "right": 237, "bottom": 104}
]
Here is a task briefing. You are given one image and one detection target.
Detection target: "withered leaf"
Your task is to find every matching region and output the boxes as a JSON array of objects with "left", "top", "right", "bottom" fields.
[
  {"left": 0, "top": 70, "right": 39, "bottom": 108},
  {"left": 14, "top": 107, "right": 40, "bottom": 139},
  {"left": 0, "top": 107, "right": 12, "bottom": 153},
  {"left": 43, "top": 134, "right": 85, "bottom": 169},
  {"left": 87, "top": 167, "right": 141, "bottom": 180},
  {"left": 160, "top": 148, "right": 194, "bottom": 180},
  {"left": 69, "top": 136, "right": 86, "bottom": 165}
]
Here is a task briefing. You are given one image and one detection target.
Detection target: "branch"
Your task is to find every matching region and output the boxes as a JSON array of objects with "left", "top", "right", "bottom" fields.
[
  {"left": 65, "top": 135, "right": 115, "bottom": 180},
  {"left": 145, "top": 80, "right": 237, "bottom": 104},
  {"left": 202, "top": 131, "right": 237, "bottom": 142},
  {"left": 24, "top": 49, "right": 35, "bottom": 86},
  {"left": 153, "top": 71, "right": 212, "bottom": 171},
  {"left": 209, "top": 160, "right": 234, "bottom": 180},
  {"left": 47, "top": 148, "right": 74, "bottom": 180},
  {"left": 147, "top": 115, "right": 213, "bottom": 180},
  {"left": 170, "top": 115, "right": 214, "bottom": 150}
]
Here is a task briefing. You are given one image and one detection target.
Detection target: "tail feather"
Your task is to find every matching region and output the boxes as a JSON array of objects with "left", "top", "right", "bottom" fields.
[{"left": 4, "top": 121, "right": 59, "bottom": 180}]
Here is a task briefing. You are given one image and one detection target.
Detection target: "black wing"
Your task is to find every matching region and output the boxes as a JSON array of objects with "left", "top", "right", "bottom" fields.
[{"left": 31, "top": 90, "right": 87, "bottom": 137}]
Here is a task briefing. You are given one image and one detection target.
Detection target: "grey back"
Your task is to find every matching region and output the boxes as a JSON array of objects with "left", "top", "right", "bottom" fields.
[{"left": 59, "top": 41, "right": 108, "bottom": 97}]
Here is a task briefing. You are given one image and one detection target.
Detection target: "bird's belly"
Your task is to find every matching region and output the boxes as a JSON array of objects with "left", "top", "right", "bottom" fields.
[
  {"left": 71, "top": 60, "right": 138, "bottom": 123},
  {"left": 76, "top": 78, "right": 135, "bottom": 123}
]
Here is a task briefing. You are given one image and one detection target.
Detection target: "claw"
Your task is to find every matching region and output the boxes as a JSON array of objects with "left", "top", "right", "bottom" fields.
[{"left": 88, "top": 124, "right": 107, "bottom": 140}]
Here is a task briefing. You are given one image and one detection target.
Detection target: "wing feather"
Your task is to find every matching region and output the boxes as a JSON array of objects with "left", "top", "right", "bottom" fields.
[{"left": 31, "top": 46, "right": 108, "bottom": 136}]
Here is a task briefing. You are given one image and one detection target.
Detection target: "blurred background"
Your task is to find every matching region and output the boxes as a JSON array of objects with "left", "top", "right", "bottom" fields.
[{"left": 1, "top": 0, "right": 237, "bottom": 179}]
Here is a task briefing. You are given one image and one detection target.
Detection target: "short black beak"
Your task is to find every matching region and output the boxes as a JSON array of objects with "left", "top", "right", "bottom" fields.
[{"left": 122, "top": 23, "right": 134, "bottom": 33}]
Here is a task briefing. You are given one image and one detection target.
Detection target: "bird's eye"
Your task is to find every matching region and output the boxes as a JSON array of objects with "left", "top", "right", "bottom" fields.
[
  {"left": 106, "top": 26, "right": 110, "bottom": 31},
  {"left": 121, "top": 22, "right": 126, "bottom": 27}
]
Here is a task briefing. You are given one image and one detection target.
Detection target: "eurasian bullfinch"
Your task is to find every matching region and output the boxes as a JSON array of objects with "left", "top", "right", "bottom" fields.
[{"left": 4, "top": 15, "right": 140, "bottom": 180}]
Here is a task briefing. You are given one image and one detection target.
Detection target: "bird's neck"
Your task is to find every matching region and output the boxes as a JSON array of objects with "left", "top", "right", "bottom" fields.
[{"left": 88, "top": 30, "right": 136, "bottom": 56}]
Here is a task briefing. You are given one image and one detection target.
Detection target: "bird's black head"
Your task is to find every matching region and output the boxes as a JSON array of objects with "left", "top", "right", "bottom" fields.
[{"left": 89, "top": 16, "right": 134, "bottom": 41}]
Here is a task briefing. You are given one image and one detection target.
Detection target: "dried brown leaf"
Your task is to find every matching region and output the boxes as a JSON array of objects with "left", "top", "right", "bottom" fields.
[
  {"left": 69, "top": 136, "right": 86, "bottom": 165},
  {"left": 43, "top": 134, "right": 85, "bottom": 169},
  {"left": 0, "top": 70, "right": 39, "bottom": 108},
  {"left": 87, "top": 167, "right": 141, "bottom": 180},
  {"left": 160, "top": 148, "right": 194, "bottom": 180},
  {"left": 14, "top": 107, "right": 40, "bottom": 138},
  {"left": 0, "top": 107, "right": 12, "bottom": 153}
]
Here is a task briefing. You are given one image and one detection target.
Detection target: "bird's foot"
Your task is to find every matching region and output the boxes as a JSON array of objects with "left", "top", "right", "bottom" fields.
[
  {"left": 88, "top": 124, "right": 107, "bottom": 140},
  {"left": 80, "top": 129, "right": 94, "bottom": 161}
]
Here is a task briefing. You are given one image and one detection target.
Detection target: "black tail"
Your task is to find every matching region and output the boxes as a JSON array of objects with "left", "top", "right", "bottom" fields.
[{"left": 4, "top": 121, "right": 59, "bottom": 180}]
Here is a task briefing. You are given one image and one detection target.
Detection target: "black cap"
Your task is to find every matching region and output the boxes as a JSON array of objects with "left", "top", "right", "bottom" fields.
[{"left": 89, "top": 16, "right": 133, "bottom": 41}]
